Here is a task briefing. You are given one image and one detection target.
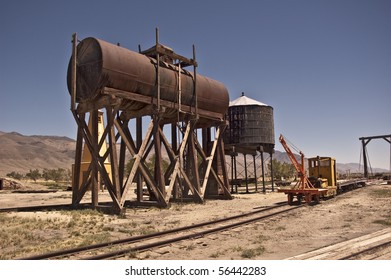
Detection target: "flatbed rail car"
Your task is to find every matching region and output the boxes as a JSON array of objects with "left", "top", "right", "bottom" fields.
[
  {"left": 337, "top": 179, "right": 366, "bottom": 193},
  {"left": 278, "top": 187, "right": 328, "bottom": 205},
  {"left": 279, "top": 179, "right": 367, "bottom": 205}
]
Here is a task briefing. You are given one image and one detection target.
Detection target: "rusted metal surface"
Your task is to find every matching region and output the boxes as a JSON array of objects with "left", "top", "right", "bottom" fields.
[{"left": 67, "top": 37, "right": 229, "bottom": 121}]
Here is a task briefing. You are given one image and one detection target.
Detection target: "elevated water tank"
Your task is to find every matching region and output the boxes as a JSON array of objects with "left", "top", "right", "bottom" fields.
[
  {"left": 67, "top": 37, "right": 229, "bottom": 122},
  {"left": 224, "top": 93, "right": 275, "bottom": 153}
]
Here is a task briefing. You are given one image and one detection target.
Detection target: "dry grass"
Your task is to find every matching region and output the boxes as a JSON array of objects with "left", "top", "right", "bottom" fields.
[
  {"left": 0, "top": 209, "right": 112, "bottom": 259},
  {"left": 0, "top": 207, "right": 170, "bottom": 259},
  {"left": 240, "top": 246, "right": 266, "bottom": 259},
  {"left": 370, "top": 188, "right": 391, "bottom": 198}
]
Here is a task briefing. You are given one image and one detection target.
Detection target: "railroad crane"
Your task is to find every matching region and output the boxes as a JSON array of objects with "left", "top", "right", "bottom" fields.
[{"left": 277, "top": 134, "right": 335, "bottom": 205}]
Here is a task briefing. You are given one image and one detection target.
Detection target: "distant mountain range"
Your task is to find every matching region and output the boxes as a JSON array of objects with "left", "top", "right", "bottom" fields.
[
  {"left": 0, "top": 131, "right": 75, "bottom": 175},
  {"left": 0, "top": 131, "right": 388, "bottom": 176}
]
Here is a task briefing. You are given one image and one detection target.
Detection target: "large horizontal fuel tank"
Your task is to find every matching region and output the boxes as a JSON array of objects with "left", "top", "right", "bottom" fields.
[{"left": 67, "top": 37, "right": 229, "bottom": 120}]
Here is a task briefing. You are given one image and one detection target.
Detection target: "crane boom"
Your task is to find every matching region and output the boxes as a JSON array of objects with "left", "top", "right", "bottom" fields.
[{"left": 279, "top": 134, "right": 314, "bottom": 190}]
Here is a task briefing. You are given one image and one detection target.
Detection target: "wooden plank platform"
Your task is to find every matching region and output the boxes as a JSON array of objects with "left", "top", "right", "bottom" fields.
[
  {"left": 287, "top": 228, "right": 391, "bottom": 260},
  {"left": 278, "top": 188, "right": 328, "bottom": 195},
  {"left": 278, "top": 188, "right": 328, "bottom": 204}
]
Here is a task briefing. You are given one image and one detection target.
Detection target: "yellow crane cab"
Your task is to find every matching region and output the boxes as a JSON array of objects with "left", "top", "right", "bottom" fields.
[{"left": 308, "top": 156, "right": 337, "bottom": 198}]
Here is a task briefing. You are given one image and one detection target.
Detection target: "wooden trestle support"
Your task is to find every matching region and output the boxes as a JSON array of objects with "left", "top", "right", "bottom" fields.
[{"left": 71, "top": 107, "right": 232, "bottom": 213}]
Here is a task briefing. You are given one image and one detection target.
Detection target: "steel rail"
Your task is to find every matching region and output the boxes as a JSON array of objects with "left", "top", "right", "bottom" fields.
[
  {"left": 0, "top": 203, "right": 73, "bottom": 213},
  {"left": 21, "top": 203, "right": 298, "bottom": 260},
  {"left": 0, "top": 201, "right": 114, "bottom": 213},
  {"left": 85, "top": 205, "right": 302, "bottom": 260}
]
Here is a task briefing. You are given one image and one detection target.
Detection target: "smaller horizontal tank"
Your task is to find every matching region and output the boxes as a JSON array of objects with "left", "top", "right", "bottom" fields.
[{"left": 224, "top": 93, "right": 275, "bottom": 152}]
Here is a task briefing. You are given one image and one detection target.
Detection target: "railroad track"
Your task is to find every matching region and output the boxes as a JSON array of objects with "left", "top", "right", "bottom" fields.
[
  {"left": 287, "top": 228, "right": 391, "bottom": 260},
  {"left": 0, "top": 201, "right": 116, "bottom": 213},
  {"left": 21, "top": 202, "right": 302, "bottom": 260},
  {"left": 341, "top": 239, "right": 391, "bottom": 260}
]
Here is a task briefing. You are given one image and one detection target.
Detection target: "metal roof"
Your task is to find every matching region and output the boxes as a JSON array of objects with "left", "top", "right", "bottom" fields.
[{"left": 229, "top": 94, "right": 268, "bottom": 107}]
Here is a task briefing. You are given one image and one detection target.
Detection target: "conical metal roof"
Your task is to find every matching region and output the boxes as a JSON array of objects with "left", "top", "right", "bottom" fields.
[{"left": 229, "top": 93, "right": 268, "bottom": 107}]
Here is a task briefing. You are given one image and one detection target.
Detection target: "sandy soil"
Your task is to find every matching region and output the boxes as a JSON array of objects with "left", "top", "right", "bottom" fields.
[{"left": 0, "top": 180, "right": 390, "bottom": 259}]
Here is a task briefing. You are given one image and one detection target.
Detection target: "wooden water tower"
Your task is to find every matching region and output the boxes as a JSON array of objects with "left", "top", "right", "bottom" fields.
[{"left": 224, "top": 93, "right": 275, "bottom": 193}]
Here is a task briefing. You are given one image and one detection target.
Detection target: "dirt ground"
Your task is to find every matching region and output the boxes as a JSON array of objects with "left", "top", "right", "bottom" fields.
[{"left": 0, "top": 180, "right": 390, "bottom": 259}]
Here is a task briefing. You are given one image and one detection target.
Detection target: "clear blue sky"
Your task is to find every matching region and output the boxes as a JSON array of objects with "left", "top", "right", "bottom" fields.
[{"left": 1, "top": 0, "right": 390, "bottom": 170}]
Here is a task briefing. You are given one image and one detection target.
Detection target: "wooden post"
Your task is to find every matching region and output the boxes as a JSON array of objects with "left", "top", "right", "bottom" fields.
[
  {"left": 362, "top": 139, "right": 369, "bottom": 179},
  {"left": 118, "top": 137, "right": 126, "bottom": 188},
  {"left": 136, "top": 117, "right": 143, "bottom": 202},
  {"left": 71, "top": 33, "right": 77, "bottom": 111},
  {"left": 234, "top": 154, "right": 237, "bottom": 183},
  {"left": 154, "top": 120, "right": 166, "bottom": 197},
  {"left": 231, "top": 154, "right": 234, "bottom": 193},
  {"left": 244, "top": 154, "right": 248, "bottom": 193},
  {"left": 171, "top": 123, "right": 179, "bottom": 199},
  {"left": 200, "top": 126, "right": 222, "bottom": 196},
  {"left": 165, "top": 122, "right": 192, "bottom": 203},
  {"left": 270, "top": 152, "right": 274, "bottom": 192},
  {"left": 107, "top": 107, "right": 121, "bottom": 198},
  {"left": 253, "top": 153, "right": 258, "bottom": 192},
  {"left": 217, "top": 134, "right": 231, "bottom": 198},
  {"left": 72, "top": 115, "right": 83, "bottom": 207},
  {"left": 193, "top": 44, "right": 198, "bottom": 117},
  {"left": 119, "top": 120, "right": 154, "bottom": 207},
  {"left": 261, "top": 151, "right": 266, "bottom": 193},
  {"left": 91, "top": 110, "right": 99, "bottom": 207},
  {"left": 187, "top": 129, "right": 200, "bottom": 192},
  {"left": 156, "top": 28, "right": 160, "bottom": 111}
]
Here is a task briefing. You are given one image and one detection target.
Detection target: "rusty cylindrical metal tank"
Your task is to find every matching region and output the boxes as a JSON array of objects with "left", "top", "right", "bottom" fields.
[{"left": 67, "top": 37, "right": 229, "bottom": 121}]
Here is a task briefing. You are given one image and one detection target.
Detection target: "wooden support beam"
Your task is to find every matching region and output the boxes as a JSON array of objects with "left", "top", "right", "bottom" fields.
[
  {"left": 114, "top": 118, "right": 167, "bottom": 207},
  {"left": 91, "top": 110, "right": 99, "bottom": 207},
  {"left": 216, "top": 136, "right": 232, "bottom": 198},
  {"left": 194, "top": 133, "right": 232, "bottom": 199},
  {"left": 164, "top": 122, "right": 192, "bottom": 203},
  {"left": 153, "top": 118, "right": 166, "bottom": 197},
  {"left": 187, "top": 130, "right": 201, "bottom": 192},
  {"left": 106, "top": 107, "right": 121, "bottom": 198},
  {"left": 76, "top": 95, "right": 122, "bottom": 114},
  {"left": 118, "top": 120, "right": 153, "bottom": 206},
  {"left": 160, "top": 121, "right": 204, "bottom": 203},
  {"left": 200, "top": 125, "right": 222, "bottom": 197},
  {"left": 72, "top": 111, "right": 122, "bottom": 211},
  {"left": 158, "top": 126, "right": 179, "bottom": 199},
  {"left": 156, "top": 28, "right": 161, "bottom": 110},
  {"left": 71, "top": 33, "right": 77, "bottom": 111},
  {"left": 72, "top": 111, "right": 83, "bottom": 207},
  {"left": 136, "top": 117, "right": 143, "bottom": 202},
  {"left": 118, "top": 137, "right": 126, "bottom": 188}
]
